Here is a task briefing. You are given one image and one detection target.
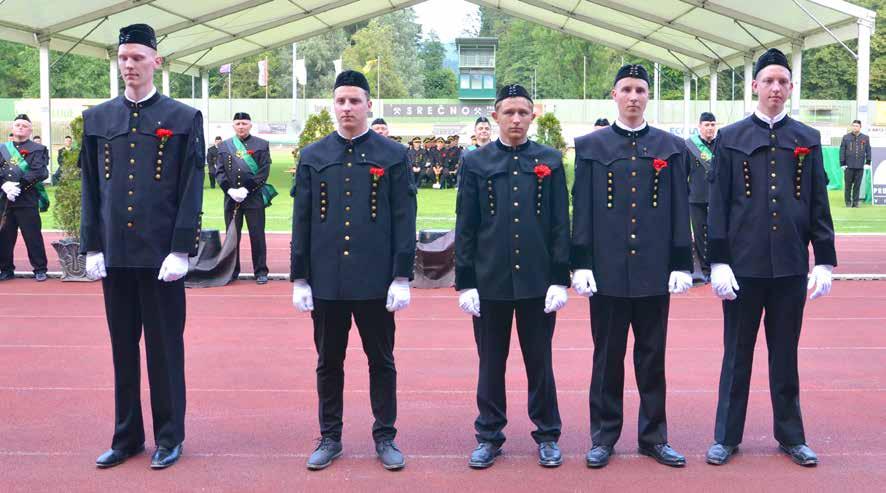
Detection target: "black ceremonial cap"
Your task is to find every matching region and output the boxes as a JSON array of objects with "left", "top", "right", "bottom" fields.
[
  {"left": 13, "top": 114, "right": 30, "bottom": 122},
  {"left": 495, "top": 84, "right": 532, "bottom": 104},
  {"left": 371, "top": 118, "right": 387, "bottom": 126},
  {"left": 699, "top": 112, "right": 716, "bottom": 123},
  {"left": 754, "top": 48, "right": 791, "bottom": 77},
  {"left": 475, "top": 116, "right": 490, "bottom": 125},
  {"left": 614, "top": 64, "right": 650, "bottom": 86},
  {"left": 334, "top": 70, "right": 371, "bottom": 94},
  {"left": 594, "top": 118, "right": 609, "bottom": 127},
  {"left": 233, "top": 112, "right": 251, "bottom": 121},
  {"left": 119, "top": 24, "right": 158, "bottom": 50}
]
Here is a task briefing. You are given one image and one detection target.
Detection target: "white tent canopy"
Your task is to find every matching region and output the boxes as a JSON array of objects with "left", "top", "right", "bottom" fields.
[{"left": 0, "top": 0, "right": 876, "bottom": 147}]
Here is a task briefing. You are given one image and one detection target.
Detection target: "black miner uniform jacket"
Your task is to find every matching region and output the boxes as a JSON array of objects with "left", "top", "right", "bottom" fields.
[
  {"left": 571, "top": 124, "right": 693, "bottom": 298},
  {"left": 215, "top": 135, "right": 271, "bottom": 210},
  {"left": 839, "top": 132, "right": 872, "bottom": 169},
  {"left": 687, "top": 136, "right": 715, "bottom": 204},
  {"left": 707, "top": 115, "right": 836, "bottom": 277},
  {"left": 1, "top": 139, "right": 49, "bottom": 210},
  {"left": 455, "top": 139, "right": 571, "bottom": 300},
  {"left": 291, "top": 130, "right": 417, "bottom": 300},
  {"left": 79, "top": 92, "right": 205, "bottom": 268}
]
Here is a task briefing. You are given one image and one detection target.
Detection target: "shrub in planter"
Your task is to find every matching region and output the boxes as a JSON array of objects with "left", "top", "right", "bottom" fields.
[{"left": 51, "top": 116, "right": 90, "bottom": 281}]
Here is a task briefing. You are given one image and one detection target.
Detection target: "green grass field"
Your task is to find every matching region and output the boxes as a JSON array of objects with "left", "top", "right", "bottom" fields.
[{"left": 38, "top": 151, "right": 885, "bottom": 233}]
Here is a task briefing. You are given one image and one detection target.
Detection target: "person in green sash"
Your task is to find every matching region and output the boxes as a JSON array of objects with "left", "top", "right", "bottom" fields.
[
  {"left": 0, "top": 113, "right": 49, "bottom": 282},
  {"left": 215, "top": 112, "right": 273, "bottom": 284},
  {"left": 685, "top": 112, "right": 718, "bottom": 283}
]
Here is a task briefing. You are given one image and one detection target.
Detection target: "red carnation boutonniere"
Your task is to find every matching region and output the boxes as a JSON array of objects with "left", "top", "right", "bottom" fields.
[
  {"left": 794, "top": 147, "right": 810, "bottom": 164},
  {"left": 155, "top": 128, "right": 173, "bottom": 146},
  {"left": 370, "top": 166, "right": 385, "bottom": 182},
  {"left": 653, "top": 158, "right": 668, "bottom": 173},
  {"left": 534, "top": 164, "right": 552, "bottom": 180},
  {"left": 246, "top": 150, "right": 255, "bottom": 156},
  {"left": 19, "top": 149, "right": 29, "bottom": 157}
]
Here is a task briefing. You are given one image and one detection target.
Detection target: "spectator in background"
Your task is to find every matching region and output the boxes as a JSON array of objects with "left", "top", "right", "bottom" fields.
[
  {"left": 53, "top": 135, "right": 75, "bottom": 185},
  {"left": 371, "top": 118, "right": 389, "bottom": 137},
  {"left": 839, "top": 119, "right": 872, "bottom": 208},
  {"left": 593, "top": 118, "right": 609, "bottom": 131},
  {"left": 32, "top": 136, "right": 42, "bottom": 144},
  {"left": 206, "top": 136, "right": 222, "bottom": 189}
]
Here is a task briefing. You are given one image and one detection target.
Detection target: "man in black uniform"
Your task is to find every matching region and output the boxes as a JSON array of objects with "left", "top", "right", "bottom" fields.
[
  {"left": 407, "top": 137, "right": 424, "bottom": 185},
  {"left": 0, "top": 114, "right": 49, "bottom": 282},
  {"left": 593, "top": 118, "right": 610, "bottom": 131},
  {"left": 80, "top": 24, "right": 204, "bottom": 470},
  {"left": 215, "top": 113, "right": 271, "bottom": 284},
  {"left": 686, "top": 112, "right": 717, "bottom": 283},
  {"left": 705, "top": 48, "right": 836, "bottom": 468},
  {"left": 839, "top": 119, "right": 872, "bottom": 208},
  {"left": 427, "top": 137, "right": 448, "bottom": 188},
  {"left": 371, "top": 117, "right": 389, "bottom": 137},
  {"left": 445, "top": 135, "right": 463, "bottom": 188},
  {"left": 52, "top": 135, "right": 75, "bottom": 184},
  {"left": 206, "top": 136, "right": 221, "bottom": 189},
  {"left": 456, "top": 84, "right": 570, "bottom": 469},
  {"left": 571, "top": 64, "right": 693, "bottom": 469},
  {"left": 291, "top": 70, "right": 416, "bottom": 471}
]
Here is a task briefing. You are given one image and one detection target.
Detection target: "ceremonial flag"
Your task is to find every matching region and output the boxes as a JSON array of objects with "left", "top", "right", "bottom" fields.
[
  {"left": 219, "top": 63, "right": 231, "bottom": 74},
  {"left": 258, "top": 59, "right": 268, "bottom": 87}
]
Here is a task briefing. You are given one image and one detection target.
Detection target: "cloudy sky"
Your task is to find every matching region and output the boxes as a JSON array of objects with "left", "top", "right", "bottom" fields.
[{"left": 413, "top": 0, "right": 481, "bottom": 42}]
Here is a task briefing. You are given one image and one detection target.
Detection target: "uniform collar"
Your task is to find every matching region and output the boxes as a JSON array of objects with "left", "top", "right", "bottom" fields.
[
  {"left": 123, "top": 87, "right": 160, "bottom": 109},
  {"left": 237, "top": 134, "right": 252, "bottom": 143},
  {"left": 336, "top": 127, "right": 370, "bottom": 144},
  {"left": 611, "top": 120, "right": 650, "bottom": 139},
  {"left": 753, "top": 108, "right": 788, "bottom": 128},
  {"left": 495, "top": 138, "right": 531, "bottom": 152}
]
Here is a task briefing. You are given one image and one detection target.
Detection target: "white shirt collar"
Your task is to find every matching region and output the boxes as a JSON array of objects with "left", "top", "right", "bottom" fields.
[
  {"left": 124, "top": 86, "right": 157, "bottom": 104},
  {"left": 337, "top": 127, "right": 370, "bottom": 140},
  {"left": 615, "top": 118, "right": 647, "bottom": 132},
  {"left": 754, "top": 108, "right": 788, "bottom": 128}
]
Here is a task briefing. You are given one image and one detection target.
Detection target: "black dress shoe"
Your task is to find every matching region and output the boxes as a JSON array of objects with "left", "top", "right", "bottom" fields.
[
  {"left": 0, "top": 271, "right": 14, "bottom": 281},
  {"left": 256, "top": 274, "right": 268, "bottom": 285},
  {"left": 150, "top": 444, "right": 182, "bottom": 469},
  {"left": 96, "top": 445, "right": 145, "bottom": 469},
  {"left": 538, "top": 441, "right": 562, "bottom": 467},
  {"left": 468, "top": 442, "right": 501, "bottom": 469},
  {"left": 779, "top": 443, "right": 818, "bottom": 467},
  {"left": 375, "top": 440, "right": 405, "bottom": 470},
  {"left": 307, "top": 437, "right": 342, "bottom": 470},
  {"left": 639, "top": 443, "right": 686, "bottom": 467},
  {"left": 35, "top": 272, "right": 47, "bottom": 282},
  {"left": 706, "top": 443, "right": 738, "bottom": 465},
  {"left": 585, "top": 445, "right": 613, "bottom": 468}
]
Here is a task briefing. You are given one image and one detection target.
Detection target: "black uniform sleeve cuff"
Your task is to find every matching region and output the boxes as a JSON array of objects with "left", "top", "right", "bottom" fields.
[
  {"left": 812, "top": 241, "right": 837, "bottom": 267},
  {"left": 455, "top": 266, "right": 477, "bottom": 291},
  {"left": 171, "top": 227, "right": 197, "bottom": 255},
  {"left": 393, "top": 253, "right": 415, "bottom": 281},
  {"left": 669, "top": 246, "right": 693, "bottom": 272},
  {"left": 570, "top": 246, "right": 593, "bottom": 270},
  {"left": 707, "top": 239, "right": 731, "bottom": 265},
  {"left": 550, "top": 262, "right": 571, "bottom": 286},
  {"left": 78, "top": 229, "right": 101, "bottom": 255}
]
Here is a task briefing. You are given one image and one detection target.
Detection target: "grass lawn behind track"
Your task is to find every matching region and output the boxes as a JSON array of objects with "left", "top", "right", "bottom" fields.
[{"left": 38, "top": 151, "right": 885, "bottom": 233}]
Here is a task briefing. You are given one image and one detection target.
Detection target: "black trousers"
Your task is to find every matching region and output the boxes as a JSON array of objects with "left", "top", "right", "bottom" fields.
[
  {"left": 589, "top": 294, "right": 670, "bottom": 447},
  {"left": 312, "top": 299, "right": 397, "bottom": 442},
  {"left": 102, "top": 268, "right": 186, "bottom": 450},
  {"left": 224, "top": 205, "right": 268, "bottom": 277},
  {"left": 207, "top": 169, "right": 216, "bottom": 189},
  {"left": 0, "top": 206, "right": 47, "bottom": 274},
  {"left": 689, "top": 202, "right": 710, "bottom": 276},
  {"left": 844, "top": 167, "right": 864, "bottom": 206},
  {"left": 473, "top": 298, "right": 561, "bottom": 446},
  {"left": 714, "top": 276, "right": 807, "bottom": 447}
]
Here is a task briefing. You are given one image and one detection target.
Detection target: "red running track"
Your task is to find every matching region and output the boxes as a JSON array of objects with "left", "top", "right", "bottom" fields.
[
  {"left": 11, "top": 232, "right": 886, "bottom": 276},
  {"left": 1, "top": 279, "right": 885, "bottom": 492}
]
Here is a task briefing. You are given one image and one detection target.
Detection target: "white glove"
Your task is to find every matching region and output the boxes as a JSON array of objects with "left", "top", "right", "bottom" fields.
[
  {"left": 458, "top": 288, "right": 481, "bottom": 317},
  {"left": 3, "top": 181, "right": 20, "bottom": 201},
  {"left": 544, "top": 284, "right": 568, "bottom": 313},
  {"left": 157, "top": 252, "right": 189, "bottom": 282},
  {"left": 864, "top": 164, "right": 872, "bottom": 170},
  {"left": 571, "top": 269, "right": 597, "bottom": 297},
  {"left": 292, "top": 279, "right": 314, "bottom": 312},
  {"left": 227, "top": 188, "right": 246, "bottom": 202},
  {"left": 386, "top": 277, "right": 411, "bottom": 312},
  {"left": 807, "top": 264, "right": 833, "bottom": 300},
  {"left": 85, "top": 251, "right": 107, "bottom": 279},
  {"left": 668, "top": 270, "right": 693, "bottom": 295},
  {"left": 711, "top": 263, "right": 739, "bottom": 301},
  {"left": 841, "top": 165, "right": 847, "bottom": 170}
]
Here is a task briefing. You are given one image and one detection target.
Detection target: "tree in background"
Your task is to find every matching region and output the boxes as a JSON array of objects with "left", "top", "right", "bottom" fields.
[
  {"left": 375, "top": 9, "right": 425, "bottom": 97},
  {"left": 534, "top": 112, "right": 566, "bottom": 152},
  {"left": 342, "top": 19, "right": 408, "bottom": 98},
  {"left": 298, "top": 30, "right": 350, "bottom": 99},
  {"left": 419, "top": 32, "right": 457, "bottom": 98},
  {"left": 296, "top": 108, "right": 335, "bottom": 160}
]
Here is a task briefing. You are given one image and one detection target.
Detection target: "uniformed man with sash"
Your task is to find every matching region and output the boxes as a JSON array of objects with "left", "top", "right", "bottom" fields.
[
  {"left": 571, "top": 64, "right": 693, "bottom": 469},
  {"left": 705, "top": 48, "right": 836, "bottom": 468},
  {"left": 456, "top": 84, "right": 570, "bottom": 469},
  {"left": 0, "top": 114, "right": 49, "bottom": 281},
  {"left": 686, "top": 112, "right": 717, "bottom": 282},
  {"left": 215, "top": 113, "right": 275, "bottom": 284},
  {"left": 80, "top": 24, "right": 204, "bottom": 469},
  {"left": 291, "top": 70, "right": 416, "bottom": 471}
]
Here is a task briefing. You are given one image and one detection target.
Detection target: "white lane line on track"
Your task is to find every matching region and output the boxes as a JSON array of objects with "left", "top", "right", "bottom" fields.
[{"left": 2, "top": 387, "right": 883, "bottom": 394}]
